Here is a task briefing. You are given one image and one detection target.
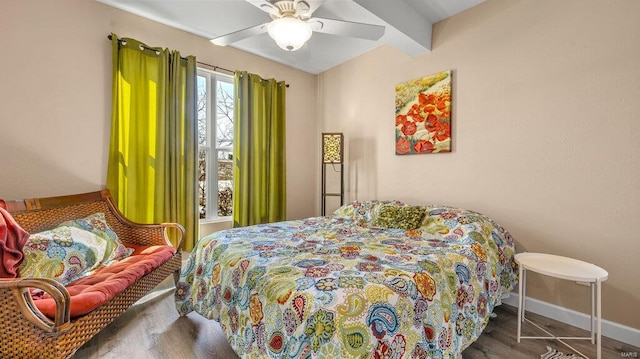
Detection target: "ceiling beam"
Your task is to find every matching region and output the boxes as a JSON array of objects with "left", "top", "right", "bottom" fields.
[{"left": 352, "top": 0, "right": 432, "bottom": 55}]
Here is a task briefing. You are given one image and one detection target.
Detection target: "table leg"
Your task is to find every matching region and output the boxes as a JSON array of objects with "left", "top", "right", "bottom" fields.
[
  {"left": 517, "top": 266, "right": 524, "bottom": 342},
  {"left": 591, "top": 282, "right": 595, "bottom": 344},
  {"left": 597, "top": 278, "right": 602, "bottom": 359},
  {"left": 522, "top": 269, "right": 526, "bottom": 321}
]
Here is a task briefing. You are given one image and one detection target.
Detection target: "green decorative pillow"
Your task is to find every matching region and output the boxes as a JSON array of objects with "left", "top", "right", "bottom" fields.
[
  {"left": 60, "top": 213, "right": 133, "bottom": 263},
  {"left": 332, "top": 200, "right": 406, "bottom": 224},
  {"left": 19, "top": 226, "right": 109, "bottom": 285},
  {"left": 372, "top": 204, "right": 427, "bottom": 230}
]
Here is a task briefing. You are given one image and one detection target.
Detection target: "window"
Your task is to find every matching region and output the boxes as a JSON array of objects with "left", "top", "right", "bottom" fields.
[{"left": 197, "top": 69, "right": 234, "bottom": 220}]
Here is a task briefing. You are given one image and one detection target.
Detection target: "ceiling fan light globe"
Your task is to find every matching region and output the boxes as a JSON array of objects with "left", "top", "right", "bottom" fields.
[{"left": 267, "top": 16, "right": 312, "bottom": 51}]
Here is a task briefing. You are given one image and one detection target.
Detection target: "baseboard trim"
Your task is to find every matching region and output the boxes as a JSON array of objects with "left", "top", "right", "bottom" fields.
[{"left": 501, "top": 294, "right": 640, "bottom": 348}]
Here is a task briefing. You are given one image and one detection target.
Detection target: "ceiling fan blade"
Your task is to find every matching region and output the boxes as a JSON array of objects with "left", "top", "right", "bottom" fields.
[
  {"left": 293, "top": 0, "right": 312, "bottom": 18},
  {"left": 298, "top": 0, "right": 321, "bottom": 18},
  {"left": 210, "top": 23, "right": 269, "bottom": 46},
  {"left": 245, "top": 0, "right": 281, "bottom": 17},
  {"left": 307, "top": 17, "right": 385, "bottom": 41}
]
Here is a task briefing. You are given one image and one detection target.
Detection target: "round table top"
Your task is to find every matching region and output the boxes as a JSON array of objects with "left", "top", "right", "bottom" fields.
[{"left": 514, "top": 252, "right": 608, "bottom": 282}]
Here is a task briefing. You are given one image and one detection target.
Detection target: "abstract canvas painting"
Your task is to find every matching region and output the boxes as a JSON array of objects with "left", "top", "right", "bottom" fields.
[{"left": 395, "top": 70, "right": 452, "bottom": 154}]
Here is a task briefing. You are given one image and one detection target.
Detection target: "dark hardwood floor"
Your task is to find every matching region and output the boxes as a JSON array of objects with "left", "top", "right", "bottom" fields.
[{"left": 73, "top": 280, "right": 638, "bottom": 359}]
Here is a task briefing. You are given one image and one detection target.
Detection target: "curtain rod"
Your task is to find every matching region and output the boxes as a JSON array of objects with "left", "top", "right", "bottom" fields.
[
  {"left": 195, "top": 62, "right": 234, "bottom": 75},
  {"left": 106, "top": 34, "right": 289, "bottom": 87}
]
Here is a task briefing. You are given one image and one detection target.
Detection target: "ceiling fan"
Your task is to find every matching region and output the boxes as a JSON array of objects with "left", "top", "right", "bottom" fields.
[{"left": 210, "top": 0, "right": 385, "bottom": 52}]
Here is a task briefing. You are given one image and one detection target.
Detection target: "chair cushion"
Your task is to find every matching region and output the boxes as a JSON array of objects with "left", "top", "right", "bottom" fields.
[{"left": 32, "top": 245, "right": 176, "bottom": 319}]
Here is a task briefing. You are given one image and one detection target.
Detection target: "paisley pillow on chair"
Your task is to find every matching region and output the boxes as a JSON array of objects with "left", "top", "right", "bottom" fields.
[
  {"left": 60, "top": 212, "right": 133, "bottom": 263},
  {"left": 19, "top": 225, "right": 109, "bottom": 285}
]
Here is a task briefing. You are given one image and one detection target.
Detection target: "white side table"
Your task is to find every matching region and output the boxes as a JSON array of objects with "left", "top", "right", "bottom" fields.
[{"left": 515, "top": 252, "right": 608, "bottom": 359}]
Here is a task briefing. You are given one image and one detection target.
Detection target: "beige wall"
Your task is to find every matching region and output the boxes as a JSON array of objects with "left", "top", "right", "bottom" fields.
[
  {"left": 318, "top": 0, "right": 640, "bottom": 329},
  {"left": 0, "top": 0, "right": 319, "bottom": 230}
]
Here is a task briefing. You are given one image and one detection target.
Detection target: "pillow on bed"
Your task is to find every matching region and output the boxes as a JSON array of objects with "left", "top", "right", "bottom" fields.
[
  {"left": 332, "top": 200, "right": 406, "bottom": 223},
  {"left": 372, "top": 204, "right": 426, "bottom": 229},
  {"left": 60, "top": 213, "right": 133, "bottom": 263},
  {"left": 19, "top": 226, "right": 109, "bottom": 285}
]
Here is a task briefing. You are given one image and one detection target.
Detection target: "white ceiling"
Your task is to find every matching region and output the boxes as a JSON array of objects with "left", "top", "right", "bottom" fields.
[{"left": 97, "top": 0, "right": 484, "bottom": 74}]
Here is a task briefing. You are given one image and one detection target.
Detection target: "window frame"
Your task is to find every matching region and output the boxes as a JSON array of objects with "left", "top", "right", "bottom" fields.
[{"left": 198, "top": 68, "right": 234, "bottom": 222}]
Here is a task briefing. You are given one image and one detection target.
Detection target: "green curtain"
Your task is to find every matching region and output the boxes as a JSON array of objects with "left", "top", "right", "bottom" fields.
[
  {"left": 106, "top": 33, "right": 198, "bottom": 251},
  {"left": 233, "top": 71, "right": 286, "bottom": 227}
]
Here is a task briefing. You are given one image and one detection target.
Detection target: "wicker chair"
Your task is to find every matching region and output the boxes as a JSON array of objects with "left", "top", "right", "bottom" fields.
[{"left": 0, "top": 190, "right": 184, "bottom": 358}]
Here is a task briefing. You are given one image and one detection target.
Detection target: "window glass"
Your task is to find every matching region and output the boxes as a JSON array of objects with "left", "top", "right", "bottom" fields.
[{"left": 197, "top": 70, "right": 234, "bottom": 220}]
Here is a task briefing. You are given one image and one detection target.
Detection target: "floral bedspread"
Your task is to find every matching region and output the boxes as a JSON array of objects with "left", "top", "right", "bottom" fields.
[{"left": 175, "top": 202, "right": 517, "bottom": 358}]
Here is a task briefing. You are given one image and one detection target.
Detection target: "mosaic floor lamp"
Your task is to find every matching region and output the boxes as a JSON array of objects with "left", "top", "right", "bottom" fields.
[{"left": 321, "top": 133, "right": 344, "bottom": 216}]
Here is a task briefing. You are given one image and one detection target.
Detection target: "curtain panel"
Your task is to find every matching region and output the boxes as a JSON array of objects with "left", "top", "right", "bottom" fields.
[
  {"left": 233, "top": 71, "right": 286, "bottom": 227},
  {"left": 106, "top": 34, "right": 198, "bottom": 251}
]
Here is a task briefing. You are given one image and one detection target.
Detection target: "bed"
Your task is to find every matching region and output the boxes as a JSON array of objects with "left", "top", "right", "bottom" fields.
[{"left": 175, "top": 201, "right": 517, "bottom": 358}]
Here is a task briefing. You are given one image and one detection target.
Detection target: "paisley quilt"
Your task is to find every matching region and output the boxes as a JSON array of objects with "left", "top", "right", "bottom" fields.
[{"left": 175, "top": 202, "right": 517, "bottom": 358}]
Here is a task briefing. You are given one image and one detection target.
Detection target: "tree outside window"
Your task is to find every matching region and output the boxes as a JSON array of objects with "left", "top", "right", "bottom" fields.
[{"left": 197, "top": 70, "right": 234, "bottom": 219}]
